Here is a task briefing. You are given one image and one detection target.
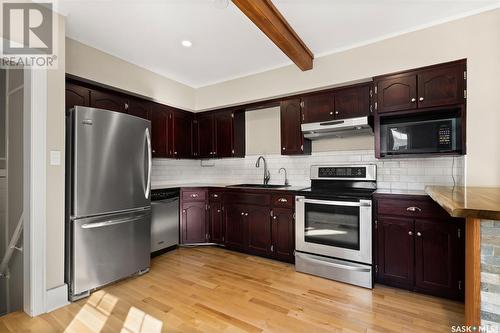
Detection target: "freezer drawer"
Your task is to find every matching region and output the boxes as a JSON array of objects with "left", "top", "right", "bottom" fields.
[{"left": 71, "top": 209, "right": 151, "bottom": 296}]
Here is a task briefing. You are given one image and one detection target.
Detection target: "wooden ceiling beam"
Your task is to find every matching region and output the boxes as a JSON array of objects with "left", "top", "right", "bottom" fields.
[{"left": 232, "top": 0, "right": 314, "bottom": 71}]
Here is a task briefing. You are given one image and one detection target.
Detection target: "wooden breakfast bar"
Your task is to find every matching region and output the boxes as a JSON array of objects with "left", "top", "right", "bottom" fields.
[{"left": 425, "top": 186, "right": 500, "bottom": 327}]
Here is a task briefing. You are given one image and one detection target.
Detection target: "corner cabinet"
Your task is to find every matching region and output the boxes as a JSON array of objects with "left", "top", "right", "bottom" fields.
[
  {"left": 374, "top": 194, "right": 465, "bottom": 300},
  {"left": 280, "top": 99, "right": 311, "bottom": 155}
]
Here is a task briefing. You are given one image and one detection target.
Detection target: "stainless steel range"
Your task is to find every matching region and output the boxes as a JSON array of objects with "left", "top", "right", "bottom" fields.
[{"left": 295, "top": 164, "right": 376, "bottom": 288}]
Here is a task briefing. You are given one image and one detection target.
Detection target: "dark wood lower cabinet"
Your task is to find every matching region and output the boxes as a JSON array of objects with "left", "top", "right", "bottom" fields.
[
  {"left": 247, "top": 205, "right": 272, "bottom": 257},
  {"left": 374, "top": 194, "right": 465, "bottom": 300},
  {"left": 181, "top": 201, "right": 207, "bottom": 244},
  {"left": 271, "top": 208, "right": 295, "bottom": 263},
  {"left": 376, "top": 217, "right": 415, "bottom": 289},
  {"left": 224, "top": 203, "right": 247, "bottom": 251},
  {"left": 208, "top": 201, "right": 223, "bottom": 244},
  {"left": 414, "top": 219, "right": 463, "bottom": 299}
]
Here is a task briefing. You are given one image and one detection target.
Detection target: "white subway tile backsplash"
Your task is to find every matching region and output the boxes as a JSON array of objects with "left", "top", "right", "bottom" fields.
[{"left": 152, "top": 150, "right": 465, "bottom": 190}]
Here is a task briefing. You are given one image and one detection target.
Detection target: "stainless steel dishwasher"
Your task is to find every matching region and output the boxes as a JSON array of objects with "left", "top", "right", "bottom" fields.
[{"left": 151, "top": 188, "right": 179, "bottom": 255}]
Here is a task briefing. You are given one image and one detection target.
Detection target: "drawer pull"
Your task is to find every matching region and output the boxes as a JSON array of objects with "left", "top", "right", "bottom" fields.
[
  {"left": 190, "top": 194, "right": 199, "bottom": 198},
  {"left": 213, "top": 194, "right": 219, "bottom": 198},
  {"left": 245, "top": 213, "right": 249, "bottom": 216},
  {"left": 408, "top": 231, "right": 413, "bottom": 236},
  {"left": 241, "top": 212, "right": 245, "bottom": 216},
  {"left": 416, "top": 232, "right": 422, "bottom": 237},
  {"left": 406, "top": 206, "right": 422, "bottom": 212},
  {"left": 278, "top": 198, "right": 288, "bottom": 203}
]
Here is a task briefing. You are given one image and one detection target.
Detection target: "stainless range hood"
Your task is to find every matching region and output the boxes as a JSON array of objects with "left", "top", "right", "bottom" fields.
[{"left": 301, "top": 116, "right": 373, "bottom": 140}]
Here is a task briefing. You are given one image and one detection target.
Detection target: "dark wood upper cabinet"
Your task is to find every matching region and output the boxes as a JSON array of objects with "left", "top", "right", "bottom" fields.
[
  {"left": 280, "top": 99, "right": 311, "bottom": 155},
  {"left": 196, "top": 113, "right": 215, "bottom": 158},
  {"left": 334, "top": 85, "right": 370, "bottom": 119},
  {"left": 271, "top": 208, "right": 294, "bottom": 263},
  {"left": 128, "top": 98, "right": 151, "bottom": 120},
  {"left": 375, "top": 59, "right": 466, "bottom": 114},
  {"left": 214, "top": 111, "right": 233, "bottom": 158},
  {"left": 376, "top": 74, "right": 417, "bottom": 113},
  {"left": 414, "top": 219, "right": 464, "bottom": 300},
  {"left": 376, "top": 216, "right": 415, "bottom": 289},
  {"left": 302, "top": 92, "right": 334, "bottom": 123},
  {"left": 247, "top": 205, "right": 272, "bottom": 257},
  {"left": 181, "top": 201, "right": 207, "bottom": 244},
  {"left": 150, "top": 103, "right": 170, "bottom": 158},
  {"left": 66, "top": 83, "right": 90, "bottom": 111},
  {"left": 417, "top": 63, "right": 465, "bottom": 109},
  {"left": 171, "top": 110, "right": 192, "bottom": 159},
  {"left": 89, "top": 88, "right": 129, "bottom": 113}
]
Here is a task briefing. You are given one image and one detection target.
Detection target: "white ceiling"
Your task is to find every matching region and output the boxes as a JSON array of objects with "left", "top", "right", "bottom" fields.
[{"left": 57, "top": 0, "right": 500, "bottom": 88}]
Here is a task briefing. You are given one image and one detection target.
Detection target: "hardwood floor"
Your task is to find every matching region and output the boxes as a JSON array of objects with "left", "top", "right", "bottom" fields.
[{"left": 0, "top": 247, "right": 464, "bottom": 332}]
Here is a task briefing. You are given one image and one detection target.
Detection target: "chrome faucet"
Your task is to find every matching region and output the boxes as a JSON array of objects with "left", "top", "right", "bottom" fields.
[
  {"left": 255, "top": 156, "right": 270, "bottom": 185},
  {"left": 279, "top": 167, "right": 289, "bottom": 186}
]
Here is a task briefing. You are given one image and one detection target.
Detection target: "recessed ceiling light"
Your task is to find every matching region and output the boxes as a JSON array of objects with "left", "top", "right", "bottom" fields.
[{"left": 181, "top": 40, "right": 192, "bottom": 48}]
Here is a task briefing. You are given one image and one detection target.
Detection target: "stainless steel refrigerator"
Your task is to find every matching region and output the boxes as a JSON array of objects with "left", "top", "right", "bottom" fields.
[{"left": 66, "top": 106, "right": 152, "bottom": 301}]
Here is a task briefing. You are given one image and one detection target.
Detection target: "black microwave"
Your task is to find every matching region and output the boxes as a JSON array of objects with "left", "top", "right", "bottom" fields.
[{"left": 380, "top": 111, "right": 462, "bottom": 157}]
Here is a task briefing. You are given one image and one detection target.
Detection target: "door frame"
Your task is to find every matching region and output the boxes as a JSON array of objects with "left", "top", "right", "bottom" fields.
[{"left": 23, "top": 68, "right": 47, "bottom": 317}]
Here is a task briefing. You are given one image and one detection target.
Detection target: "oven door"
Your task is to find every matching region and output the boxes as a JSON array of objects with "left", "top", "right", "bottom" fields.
[{"left": 295, "top": 196, "right": 372, "bottom": 264}]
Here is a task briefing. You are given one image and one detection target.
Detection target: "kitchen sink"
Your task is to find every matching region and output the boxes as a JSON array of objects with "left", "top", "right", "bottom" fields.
[{"left": 228, "top": 183, "right": 291, "bottom": 189}]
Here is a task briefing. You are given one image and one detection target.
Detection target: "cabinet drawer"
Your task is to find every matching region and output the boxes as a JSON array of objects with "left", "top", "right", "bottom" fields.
[
  {"left": 224, "top": 192, "right": 270, "bottom": 206},
  {"left": 209, "top": 191, "right": 223, "bottom": 201},
  {"left": 182, "top": 189, "right": 206, "bottom": 201},
  {"left": 272, "top": 194, "right": 294, "bottom": 209},
  {"left": 376, "top": 197, "right": 449, "bottom": 219}
]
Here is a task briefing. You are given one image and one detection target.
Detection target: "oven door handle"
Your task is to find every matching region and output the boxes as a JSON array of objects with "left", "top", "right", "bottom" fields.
[
  {"left": 302, "top": 198, "right": 371, "bottom": 207},
  {"left": 296, "top": 253, "right": 371, "bottom": 272}
]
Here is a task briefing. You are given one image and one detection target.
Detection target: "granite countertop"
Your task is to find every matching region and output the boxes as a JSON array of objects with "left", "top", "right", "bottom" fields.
[
  {"left": 152, "top": 182, "right": 310, "bottom": 192},
  {"left": 425, "top": 185, "right": 500, "bottom": 220},
  {"left": 374, "top": 189, "right": 428, "bottom": 196}
]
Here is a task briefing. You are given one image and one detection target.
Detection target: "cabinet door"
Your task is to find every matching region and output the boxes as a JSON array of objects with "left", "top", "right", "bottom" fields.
[
  {"left": 181, "top": 201, "right": 206, "bottom": 244},
  {"left": 197, "top": 114, "right": 214, "bottom": 158},
  {"left": 376, "top": 74, "right": 417, "bottom": 113},
  {"left": 209, "top": 201, "right": 223, "bottom": 244},
  {"left": 214, "top": 111, "right": 233, "bottom": 158},
  {"left": 150, "top": 104, "right": 170, "bottom": 158},
  {"left": 224, "top": 204, "right": 247, "bottom": 251},
  {"left": 302, "top": 92, "right": 334, "bottom": 123},
  {"left": 247, "top": 205, "right": 272, "bottom": 257},
  {"left": 90, "top": 89, "right": 128, "bottom": 113},
  {"left": 414, "top": 219, "right": 464, "bottom": 300},
  {"left": 334, "top": 85, "right": 370, "bottom": 119},
  {"left": 172, "top": 110, "right": 192, "bottom": 159},
  {"left": 128, "top": 98, "right": 151, "bottom": 120},
  {"left": 376, "top": 217, "right": 414, "bottom": 289},
  {"left": 417, "top": 63, "right": 465, "bottom": 109},
  {"left": 280, "top": 99, "right": 310, "bottom": 155},
  {"left": 272, "top": 208, "right": 294, "bottom": 263},
  {"left": 66, "top": 83, "right": 90, "bottom": 111}
]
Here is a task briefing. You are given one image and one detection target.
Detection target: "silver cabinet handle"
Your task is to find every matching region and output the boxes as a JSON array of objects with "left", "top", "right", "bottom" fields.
[
  {"left": 282, "top": 147, "right": 286, "bottom": 151},
  {"left": 190, "top": 194, "right": 198, "bottom": 198},
  {"left": 408, "top": 231, "right": 413, "bottom": 236},
  {"left": 419, "top": 97, "right": 424, "bottom": 101},
  {"left": 411, "top": 98, "right": 416, "bottom": 102},
  {"left": 241, "top": 212, "right": 245, "bottom": 216},
  {"left": 329, "top": 111, "right": 333, "bottom": 115},
  {"left": 417, "top": 232, "right": 422, "bottom": 237},
  {"left": 245, "top": 213, "right": 249, "bottom": 216},
  {"left": 213, "top": 194, "right": 219, "bottom": 198},
  {"left": 278, "top": 198, "right": 288, "bottom": 203},
  {"left": 273, "top": 216, "right": 277, "bottom": 220},
  {"left": 174, "top": 151, "right": 177, "bottom": 155},
  {"left": 217, "top": 209, "right": 221, "bottom": 213},
  {"left": 124, "top": 103, "right": 129, "bottom": 110},
  {"left": 406, "top": 206, "right": 422, "bottom": 212},
  {"left": 335, "top": 111, "right": 339, "bottom": 114},
  {"left": 182, "top": 209, "right": 186, "bottom": 213}
]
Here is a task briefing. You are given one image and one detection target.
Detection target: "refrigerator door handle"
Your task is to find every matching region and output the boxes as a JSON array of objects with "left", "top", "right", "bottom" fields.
[
  {"left": 145, "top": 127, "right": 152, "bottom": 199},
  {"left": 81, "top": 215, "right": 147, "bottom": 229}
]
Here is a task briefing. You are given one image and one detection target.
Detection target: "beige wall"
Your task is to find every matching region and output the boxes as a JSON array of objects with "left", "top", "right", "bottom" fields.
[
  {"left": 196, "top": 8, "right": 500, "bottom": 186},
  {"left": 46, "top": 13, "right": 66, "bottom": 290},
  {"left": 66, "top": 38, "right": 196, "bottom": 111}
]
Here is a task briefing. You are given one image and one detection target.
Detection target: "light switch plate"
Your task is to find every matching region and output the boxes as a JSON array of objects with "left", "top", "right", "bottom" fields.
[{"left": 50, "top": 150, "right": 61, "bottom": 166}]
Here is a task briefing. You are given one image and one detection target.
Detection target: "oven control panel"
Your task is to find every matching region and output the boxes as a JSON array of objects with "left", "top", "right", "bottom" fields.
[{"left": 318, "top": 167, "right": 366, "bottom": 178}]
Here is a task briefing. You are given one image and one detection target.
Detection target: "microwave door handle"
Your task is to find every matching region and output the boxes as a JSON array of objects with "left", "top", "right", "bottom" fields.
[{"left": 303, "top": 198, "right": 371, "bottom": 207}]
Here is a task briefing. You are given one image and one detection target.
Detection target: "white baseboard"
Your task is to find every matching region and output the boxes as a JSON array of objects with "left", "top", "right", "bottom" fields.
[{"left": 45, "top": 284, "right": 69, "bottom": 313}]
